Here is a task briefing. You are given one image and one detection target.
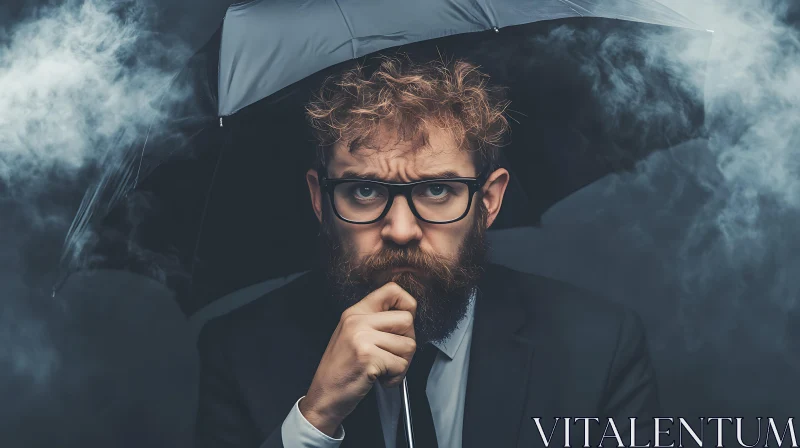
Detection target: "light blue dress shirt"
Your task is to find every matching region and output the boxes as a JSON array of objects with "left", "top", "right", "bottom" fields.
[{"left": 281, "top": 293, "right": 477, "bottom": 448}]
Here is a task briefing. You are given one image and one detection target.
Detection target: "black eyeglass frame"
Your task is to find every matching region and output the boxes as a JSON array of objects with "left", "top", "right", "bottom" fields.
[{"left": 319, "top": 171, "right": 488, "bottom": 224}]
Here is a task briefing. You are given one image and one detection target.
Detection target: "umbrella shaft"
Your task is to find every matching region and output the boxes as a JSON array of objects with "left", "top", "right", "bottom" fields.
[{"left": 400, "top": 377, "right": 415, "bottom": 447}]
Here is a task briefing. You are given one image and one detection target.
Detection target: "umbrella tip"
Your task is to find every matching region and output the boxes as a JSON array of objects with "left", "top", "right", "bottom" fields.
[
  {"left": 492, "top": 26, "right": 499, "bottom": 33},
  {"left": 51, "top": 271, "right": 72, "bottom": 298}
]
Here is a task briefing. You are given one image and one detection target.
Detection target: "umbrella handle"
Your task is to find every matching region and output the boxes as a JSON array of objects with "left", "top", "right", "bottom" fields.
[{"left": 399, "top": 377, "right": 415, "bottom": 447}]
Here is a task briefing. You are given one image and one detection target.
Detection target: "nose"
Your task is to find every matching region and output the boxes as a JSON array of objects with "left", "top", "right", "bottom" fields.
[{"left": 380, "top": 196, "right": 423, "bottom": 245}]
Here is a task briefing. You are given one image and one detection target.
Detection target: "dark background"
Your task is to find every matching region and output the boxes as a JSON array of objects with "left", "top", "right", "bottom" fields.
[{"left": 1, "top": 1, "right": 798, "bottom": 447}]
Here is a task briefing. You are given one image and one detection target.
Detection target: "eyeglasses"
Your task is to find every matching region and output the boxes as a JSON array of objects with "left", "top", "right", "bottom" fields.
[{"left": 319, "top": 172, "right": 487, "bottom": 224}]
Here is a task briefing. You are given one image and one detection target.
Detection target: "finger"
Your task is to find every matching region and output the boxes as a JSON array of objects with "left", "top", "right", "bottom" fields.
[
  {"left": 368, "top": 331, "right": 416, "bottom": 361},
  {"left": 361, "top": 310, "right": 416, "bottom": 338},
  {"left": 348, "top": 282, "right": 417, "bottom": 315},
  {"left": 365, "top": 345, "right": 409, "bottom": 385}
]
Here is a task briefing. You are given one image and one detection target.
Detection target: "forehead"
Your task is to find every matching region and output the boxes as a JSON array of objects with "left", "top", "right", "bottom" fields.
[{"left": 326, "top": 124, "right": 475, "bottom": 181}]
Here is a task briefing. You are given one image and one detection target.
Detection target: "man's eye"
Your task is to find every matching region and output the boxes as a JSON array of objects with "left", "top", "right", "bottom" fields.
[
  {"left": 425, "top": 184, "right": 449, "bottom": 197},
  {"left": 354, "top": 185, "right": 378, "bottom": 199}
]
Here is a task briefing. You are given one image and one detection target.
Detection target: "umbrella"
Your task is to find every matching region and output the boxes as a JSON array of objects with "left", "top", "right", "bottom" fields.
[{"left": 55, "top": 0, "right": 712, "bottom": 318}]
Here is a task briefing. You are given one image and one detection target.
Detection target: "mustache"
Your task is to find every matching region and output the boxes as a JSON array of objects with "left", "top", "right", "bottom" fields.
[
  {"left": 346, "top": 245, "right": 470, "bottom": 288},
  {"left": 360, "top": 245, "right": 448, "bottom": 271}
]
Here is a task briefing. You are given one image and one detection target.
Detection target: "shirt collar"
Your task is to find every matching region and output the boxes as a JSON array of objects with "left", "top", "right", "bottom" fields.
[{"left": 431, "top": 288, "right": 476, "bottom": 360}]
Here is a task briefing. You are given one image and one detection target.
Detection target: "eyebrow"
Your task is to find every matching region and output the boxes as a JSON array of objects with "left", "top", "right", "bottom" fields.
[{"left": 338, "top": 170, "right": 468, "bottom": 181}]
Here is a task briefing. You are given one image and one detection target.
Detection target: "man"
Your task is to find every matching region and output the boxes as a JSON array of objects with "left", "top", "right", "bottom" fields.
[{"left": 194, "top": 55, "right": 660, "bottom": 448}]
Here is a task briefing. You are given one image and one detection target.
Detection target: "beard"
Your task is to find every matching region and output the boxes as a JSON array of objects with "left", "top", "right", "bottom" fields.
[{"left": 318, "top": 200, "right": 490, "bottom": 345}]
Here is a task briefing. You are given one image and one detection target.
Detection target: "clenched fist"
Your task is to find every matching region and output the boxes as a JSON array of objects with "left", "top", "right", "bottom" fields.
[{"left": 298, "top": 282, "right": 418, "bottom": 437}]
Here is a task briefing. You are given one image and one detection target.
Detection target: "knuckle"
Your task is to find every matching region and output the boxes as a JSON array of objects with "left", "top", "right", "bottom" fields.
[
  {"left": 398, "top": 357, "right": 409, "bottom": 372},
  {"left": 351, "top": 329, "right": 370, "bottom": 346},
  {"left": 353, "top": 341, "right": 371, "bottom": 361},
  {"left": 365, "top": 364, "right": 381, "bottom": 380},
  {"left": 341, "top": 312, "right": 360, "bottom": 328}
]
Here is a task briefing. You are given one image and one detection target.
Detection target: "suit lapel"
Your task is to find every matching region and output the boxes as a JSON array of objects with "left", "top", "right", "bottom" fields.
[{"left": 462, "top": 265, "right": 537, "bottom": 448}]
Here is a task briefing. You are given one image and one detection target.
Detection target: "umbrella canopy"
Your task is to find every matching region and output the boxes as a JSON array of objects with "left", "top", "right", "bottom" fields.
[{"left": 56, "top": 0, "right": 712, "bottom": 315}]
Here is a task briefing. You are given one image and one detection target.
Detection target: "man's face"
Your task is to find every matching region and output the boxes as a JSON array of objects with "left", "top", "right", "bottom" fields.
[{"left": 307, "top": 122, "right": 509, "bottom": 344}]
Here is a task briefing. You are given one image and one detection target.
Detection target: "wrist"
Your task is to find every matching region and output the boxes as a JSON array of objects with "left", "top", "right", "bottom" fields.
[{"left": 299, "top": 395, "right": 342, "bottom": 437}]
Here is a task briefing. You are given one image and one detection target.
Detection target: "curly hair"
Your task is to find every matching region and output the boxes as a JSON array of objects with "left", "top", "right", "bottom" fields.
[{"left": 306, "top": 54, "right": 511, "bottom": 174}]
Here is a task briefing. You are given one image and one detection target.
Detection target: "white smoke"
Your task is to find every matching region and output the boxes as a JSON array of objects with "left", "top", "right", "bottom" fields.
[
  {"left": 491, "top": 0, "right": 798, "bottom": 368},
  {"left": 597, "top": 0, "right": 800, "bottom": 359},
  {"left": 665, "top": 0, "right": 799, "bottom": 205},
  {"left": 0, "top": 0, "right": 189, "bottom": 219},
  {"left": 663, "top": 3, "right": 799, "bottom": 297},
  {"left": 0, "top": 0, "right": 190, "bottom": 386}
]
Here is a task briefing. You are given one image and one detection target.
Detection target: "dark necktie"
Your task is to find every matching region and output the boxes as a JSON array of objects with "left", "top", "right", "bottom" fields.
[{"left": 396, "top": 343, "right": 440, "bottom": 448}]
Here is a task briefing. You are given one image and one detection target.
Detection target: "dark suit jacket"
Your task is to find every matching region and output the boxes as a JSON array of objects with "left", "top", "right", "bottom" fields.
[{"left": 194, "top": 264, "right": 661, "bottom": 447}]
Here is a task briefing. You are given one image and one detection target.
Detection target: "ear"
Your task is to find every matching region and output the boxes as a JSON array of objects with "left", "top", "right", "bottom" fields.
[
  {"left": 481, "top": 167, "right": 510, "bottom": 230},
  {"left": 306, "top": 168, "right": 323, "bottom": 223}
]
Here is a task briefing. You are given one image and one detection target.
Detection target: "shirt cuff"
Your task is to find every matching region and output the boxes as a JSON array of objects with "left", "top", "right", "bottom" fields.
[{"left": 281, "top": 396, "right": 345, "bottom": 448}]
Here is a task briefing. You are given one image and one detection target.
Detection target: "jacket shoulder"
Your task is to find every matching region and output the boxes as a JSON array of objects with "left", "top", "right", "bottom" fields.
[{"left": 487, "top": 263, "right": 643, "bottom": 342}]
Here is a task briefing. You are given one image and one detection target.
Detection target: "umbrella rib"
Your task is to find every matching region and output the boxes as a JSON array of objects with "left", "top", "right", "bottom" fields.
[
  {"left": 555, "top": 0, "right": 588, "bottom": 17},
  {"left": 331, "top": 0, "right": 356, "bottom": 59},
  {"left": 133, "top": 71, "right": 178, "bottom": 189}
]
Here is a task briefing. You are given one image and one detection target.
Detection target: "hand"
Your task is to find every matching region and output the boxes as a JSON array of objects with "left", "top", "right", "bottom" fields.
[{"left": 299, "top": 282, "right": 418, "bottom": 437}]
